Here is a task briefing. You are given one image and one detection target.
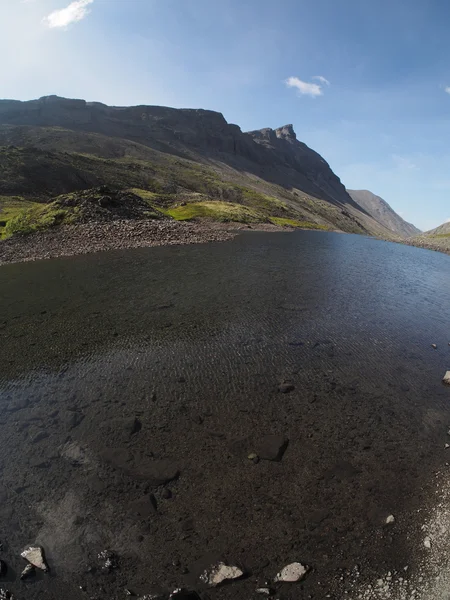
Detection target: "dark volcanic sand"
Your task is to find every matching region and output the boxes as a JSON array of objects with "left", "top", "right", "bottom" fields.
[{"left": 0, "top": 230, "right": 450, "bottom": 600}]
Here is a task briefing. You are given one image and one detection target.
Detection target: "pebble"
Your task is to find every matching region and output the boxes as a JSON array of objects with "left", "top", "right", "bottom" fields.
[
  {"left": 385, "top": 515, "right": 395, "bottom": 524},
  {"left": 200, "top": 562, "right": 245, "bottom": 586},
  {"left": 20, "top": 563, "right": 35, "bottom": 580},
  {"left": 444, "top": 372, "right": 450, "bottom": 386},
  {"left": 432, "top": 344, "right": 437, "bottom": 349},
  {"left": 21, "top": 545, "right": 49, "bottom": 572},
  {"left": 424, "top": 536, "right": 431, "bottom": 549},
  {"left": 274, "top": 562, "right": 308, "bottom": 583}
]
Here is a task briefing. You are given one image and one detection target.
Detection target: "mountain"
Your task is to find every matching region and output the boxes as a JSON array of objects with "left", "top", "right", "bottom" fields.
[
  {"left": 423, "top": 221, "right": 450, "bottom": 236},
  {"left": 347, "top": 189, "right": 421, "bottom": 238},
  {"left": 0, "top": 95, "right": 399, "bottom": 238}
]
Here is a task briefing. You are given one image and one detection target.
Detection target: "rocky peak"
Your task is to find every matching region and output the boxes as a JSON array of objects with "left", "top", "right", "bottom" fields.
[{"left": 275, "top": 124, "right": 297, "bottom": 141}]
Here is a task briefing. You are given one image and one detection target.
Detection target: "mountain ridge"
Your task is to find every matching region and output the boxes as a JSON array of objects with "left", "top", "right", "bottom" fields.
[
  {"left": 347, "top": 189, "right": 421, "bottom": 238},
  {"left": 0, "top": 95, "right": 402, "bottom": 240}
]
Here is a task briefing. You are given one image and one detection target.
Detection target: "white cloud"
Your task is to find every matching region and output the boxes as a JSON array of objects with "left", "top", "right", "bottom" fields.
[
  {"left": 43, "top": 0, "right": 94, "bottom": 29},
  {"left": 445, "top": 87, "right": 450, "bottom": 94},
  {"left": 313, "top": 75, "right": 330, "bottom": 86},
  {"left": 285, "top": 76, "right": 324, "bottom": 97}
]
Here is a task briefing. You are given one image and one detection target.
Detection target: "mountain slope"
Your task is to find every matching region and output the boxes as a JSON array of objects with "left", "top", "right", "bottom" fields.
[
  {"left": 0, "top": 95, "right": 399, "bottom": 239},
  {"left": 423, "top": 221, "right": 450, "bottom": 236},
  {"left": 347, "top": 189, "right": 421, "bottom": 238}
]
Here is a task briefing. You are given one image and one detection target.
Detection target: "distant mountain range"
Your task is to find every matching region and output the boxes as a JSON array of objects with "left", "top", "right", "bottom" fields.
[
  {"left": 347, "top": 189, "right": 421, "bottom": 238},
  {"left": 0, "top": 95, "right": 420, "bottom": 239}
]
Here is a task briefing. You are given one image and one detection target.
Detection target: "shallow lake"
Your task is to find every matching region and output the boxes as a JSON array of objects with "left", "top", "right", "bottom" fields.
[{"left": 1, "top": 230, "right": 450, "bottom": 600}]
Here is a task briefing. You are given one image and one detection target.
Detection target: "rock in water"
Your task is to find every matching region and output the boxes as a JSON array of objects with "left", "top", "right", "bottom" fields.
[
  {"left": 278, "top": 383, "right": 295, "bottom": 394},
  {"left": 20, "top": 563, "right": 35, "bottom": 580},
  {"left": 255, "top": 435, "right": 289, "bottom": 462},
  {"left": 385, "top": 515, "right": 395, "bottom": 524},
  {"left": 169, "top": 590, "right": 201, "bottom": 599},
  {"left": 443, "top": 371, "right": 450, "bottom": 385},
  {"left": 274, "top": 562, "right": 308, "bottom": 583},
  {"left": 21, "top": 545, "right": 49, "bottom": 572},
  {"left": 200, "top": 562, "right": 245, "bottom": 586}
]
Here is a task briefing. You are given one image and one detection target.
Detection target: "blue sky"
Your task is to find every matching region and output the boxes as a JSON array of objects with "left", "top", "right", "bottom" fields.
[{"left": 2, "top": 0, "right": 450, "bottom": 230}]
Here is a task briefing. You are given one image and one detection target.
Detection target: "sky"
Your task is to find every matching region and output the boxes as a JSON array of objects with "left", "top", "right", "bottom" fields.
[{"left": 2, "top": 0, "right": 450, "bottom": 230}]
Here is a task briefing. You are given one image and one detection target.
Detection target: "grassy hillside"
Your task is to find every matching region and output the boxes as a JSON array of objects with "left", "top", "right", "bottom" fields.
[{"left": 0, "top": 125, "right": 398, "bottom": 239}]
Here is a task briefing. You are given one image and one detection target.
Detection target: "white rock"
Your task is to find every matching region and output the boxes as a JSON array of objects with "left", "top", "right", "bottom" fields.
[
  {"left": 200, "top": 562, "right": 244, "bottom": 586},
  {"left": 255, "top": 589, "right": 272, "bottom": 596},
  {"left": 424, "top": 536, "right": 431, "bottom": 549},
  {"left": 274, "top": 562, "right": 308, "bottom": 583},
  {"left": 21, "top": 546, "right": 49, "bottom": 572},
  {"left": 443, "top": 372, "right": 450, "bottom": 386},
  {"left": 385, "top": 515, "right": 395, "bottom": 524},
  {"left": 445, "top": 444, "right": 449, "bottom": 449}
]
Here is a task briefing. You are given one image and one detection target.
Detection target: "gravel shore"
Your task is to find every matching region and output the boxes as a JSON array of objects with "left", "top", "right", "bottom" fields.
[{"left": 0, "top": 219, "right": 239, "bottom": 266}]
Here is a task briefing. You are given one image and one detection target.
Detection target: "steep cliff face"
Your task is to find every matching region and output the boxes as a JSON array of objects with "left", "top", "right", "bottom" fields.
[
  {"left": 348, "top": 190, "right": 421, "bottom": 238},
  {"left": 0, "top": 96, "right": 358, "bottom": 209}
]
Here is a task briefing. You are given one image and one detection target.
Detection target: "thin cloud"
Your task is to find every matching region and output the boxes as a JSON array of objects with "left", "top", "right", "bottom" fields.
[
  {"left": 313, "top": 75, "right": 330, "bottom": 86},
  {"left": 445, "top": 87, "right": 450, "bottom": 95},
  {"left": 285, "top": 76, "right": 324, "bottom": 98},
  {"left": 43, "top": 0, "right": 94, "bottom": 29}
]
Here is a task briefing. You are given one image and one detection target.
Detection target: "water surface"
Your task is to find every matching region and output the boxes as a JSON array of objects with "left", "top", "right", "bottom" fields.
[{"left": 0, "top": 231, "right": 449, "bottom": 600}]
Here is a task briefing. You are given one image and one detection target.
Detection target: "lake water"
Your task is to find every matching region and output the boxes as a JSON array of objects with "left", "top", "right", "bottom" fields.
[{"left": 1, "top": 230, "right": 450, "bottom": 600}]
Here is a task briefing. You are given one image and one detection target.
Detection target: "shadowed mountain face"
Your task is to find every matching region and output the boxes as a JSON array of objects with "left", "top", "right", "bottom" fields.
[
  {"left": 0, "top": 95, "right": 399, "bottom": 237},
  {"left": 348, "top": 189, "right": 421, "bottom": 238}
]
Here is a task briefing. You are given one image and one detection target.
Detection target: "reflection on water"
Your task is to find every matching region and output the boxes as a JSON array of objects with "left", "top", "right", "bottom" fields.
[{"left": 0, "top": 231, "right": 449, "bottom": 600}]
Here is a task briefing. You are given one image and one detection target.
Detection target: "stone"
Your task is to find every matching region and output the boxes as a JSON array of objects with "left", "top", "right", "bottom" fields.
[
  {"left": 248, "top": 453, "right": 258, "bottom": 461},
  {"left": 256, "top": 588, "right": 274, "bottom": 595},
  {"left": 20, "top": 563, "right": 35, "bottom": 580},
  {"left": 278, "top": 383, "right": 295, "bottom": 394},
  {"left": 445, "top": 444, "right": 449, "bottom": 449},
  {"left": 21, "top": 546, "right": 49, "bottom": 572},
  {"left": 274, "top": 562, "right": 308, "bottom": 583},
  {"left": 130, "top": 494, "right": 158, "bottom": 517},
  {"left": 432, "top": 344, "right": 437, "bottom": 349},
  {"left": 63, "top": 410, "right": 84, "bottom": 430},
  {"left": 169, "top": 590, "right": 201, "bottom": 599},
  {"left": 98, "top": 550, "right": 118, "bottom": 572},
  {"left": 100, "top": 448, "right": 179, "bottom": 485},
  {"left": 200, "top": 562, "right": 245, "bottom": 586},
  {"left": 385, "top": 515, "right": 395, "bottom": 524},
  {"left": 424, "top": 537, "right": 431, "bottom": 549},
  {"left": 0, "top": 590, "right": 13, "bottom": 599},
  {"left": 443, "top": 372, "right": 450, "bottom": 386},
  {"left": 255, "top": 435, "right": 289, "bottom": 462},
  {"left": 161, "top": 488, "right": 172, "bottom": 500},
  {"left": 31, "top": 431, "right": 49, "bottom": 444}
]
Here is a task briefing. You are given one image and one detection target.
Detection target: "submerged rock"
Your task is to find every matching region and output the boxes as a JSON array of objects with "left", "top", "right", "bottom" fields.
[
  {"left": 169, "top": 589, "right": 201, "bottom": 599},
  {"left": 21, "top": 545, "right": 49, "bottom": 572},
  {"left": 20, "top": 563, "right": 35, "bottom": 580},
  {"left": 278, "top": 383, "right": 295, "bottom": 394},
  {"left": 274, "top": 562, "right": 308, "bottom": 583},
  {"left": 200, "top": 562, "right": 245, "bottom": 586},
  {"left": 255, "top": 435, "right": 289, "bottom": 462},
  {"left": 98, "top": 550, "right": 118, "bottom": 572}
]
